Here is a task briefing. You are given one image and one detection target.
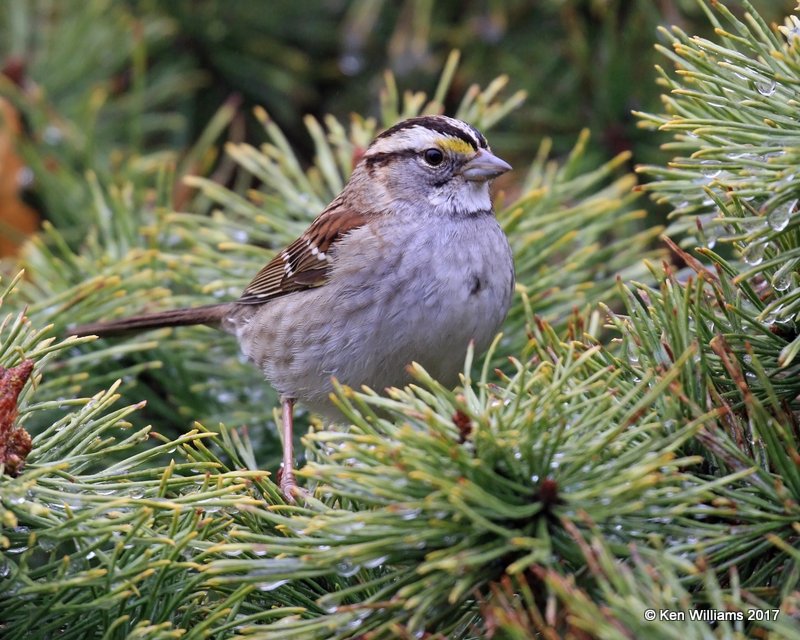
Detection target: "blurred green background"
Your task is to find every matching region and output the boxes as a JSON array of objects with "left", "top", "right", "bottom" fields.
[
  {"left": 129, "top": 0, "right": 800, "bottom": 162},
  {"left": 1, "top": 0, "right": 796, "bottom": 247}
]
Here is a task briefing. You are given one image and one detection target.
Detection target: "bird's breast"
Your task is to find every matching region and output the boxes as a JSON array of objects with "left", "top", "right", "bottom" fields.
[{"left": 234, "top": 214, "right": 514, "bottom": 419}]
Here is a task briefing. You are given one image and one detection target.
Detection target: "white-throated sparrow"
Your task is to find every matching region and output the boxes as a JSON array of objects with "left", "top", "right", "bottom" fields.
[{"left": 73, "top": 115, "right": 515, "bottom": 499}]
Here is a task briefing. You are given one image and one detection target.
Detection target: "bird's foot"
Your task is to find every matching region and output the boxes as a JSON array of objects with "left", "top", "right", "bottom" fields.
[{"left": 277, "top": 466, "right": 308, "bottom": 504}]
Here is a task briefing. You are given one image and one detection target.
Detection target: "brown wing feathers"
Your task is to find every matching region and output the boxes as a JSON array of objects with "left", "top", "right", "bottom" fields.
[{"left": 238, "top": 207, "right": 368, "bottom": 304}]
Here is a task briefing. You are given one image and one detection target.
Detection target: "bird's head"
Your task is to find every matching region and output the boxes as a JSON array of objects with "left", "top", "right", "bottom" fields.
[{"left": 356, "top": 115, "right": 511, "bottom": 218}]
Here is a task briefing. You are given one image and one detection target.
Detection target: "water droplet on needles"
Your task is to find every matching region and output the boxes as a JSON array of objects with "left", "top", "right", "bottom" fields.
[
  {"left": 257, "top": 579, "right": 289, "bottom": 592},
  {"left": 743, "top": 242, "right": 766, "bottom": 265},
  {"left": 768, "top": 199, "right": 796, "bottom": 232},
  {"left": 763, "top": 307, "right": 779, "bottom": 325},
  {"left": 700, "top": 161, "right": 720, "bottom": 178},
  {"left": 773, "top": 274, "right": 792, "bottom": 292},
  {"left": 764, "top": 304, "right": 783, "bottom": 325},
  {"left": 335, "top": 561, "right": 360, "bottom": 577},
  {"left": 756, "top": 79, "right": 776, "bottom": 96},
  {"left": 364, "top": 555, "right": 388, "bottom": 569}
]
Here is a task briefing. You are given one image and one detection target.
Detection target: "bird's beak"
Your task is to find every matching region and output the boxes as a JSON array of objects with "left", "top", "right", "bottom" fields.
[{"left": 460, "top": 148, "right": 512, "bottom": 182}]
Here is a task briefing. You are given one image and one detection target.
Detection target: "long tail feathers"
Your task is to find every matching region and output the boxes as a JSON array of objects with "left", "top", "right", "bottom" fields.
[{"left": 70, "top": 303, "right": 233, "bottom": 338}]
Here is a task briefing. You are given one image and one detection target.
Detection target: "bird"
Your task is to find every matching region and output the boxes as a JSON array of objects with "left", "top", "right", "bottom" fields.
[{"left": 72, "top": 115, "right": 515, "bottom": 501}]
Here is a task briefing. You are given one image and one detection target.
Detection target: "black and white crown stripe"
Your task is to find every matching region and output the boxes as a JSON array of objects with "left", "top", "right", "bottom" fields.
[{"left": 366, "top": 115, "right": 488, "bottom": 158}]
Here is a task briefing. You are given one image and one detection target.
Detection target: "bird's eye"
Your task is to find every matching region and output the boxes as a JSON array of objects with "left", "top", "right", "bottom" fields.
[{"left": 423, "top": 148, "right": 445, "bottom": 166}]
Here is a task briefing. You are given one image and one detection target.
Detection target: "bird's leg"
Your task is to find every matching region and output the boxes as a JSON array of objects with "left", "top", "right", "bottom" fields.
[{"left": 279, "top": 397, "right": 299, "bottom": 501}]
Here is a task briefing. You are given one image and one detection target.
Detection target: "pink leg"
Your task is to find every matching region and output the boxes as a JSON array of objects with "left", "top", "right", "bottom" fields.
[{"left": 280, "top": 397, "right": 298, "bottom": 500}]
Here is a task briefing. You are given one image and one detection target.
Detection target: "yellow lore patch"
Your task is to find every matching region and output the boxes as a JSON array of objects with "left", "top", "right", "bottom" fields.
[{"left": 438, "top": 138, "right": 475, "bottom": 155}]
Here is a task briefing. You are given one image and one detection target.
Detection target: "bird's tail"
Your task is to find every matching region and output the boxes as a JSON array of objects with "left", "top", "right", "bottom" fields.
[{"left": 70, "top": 303, "right": 234, "bottom": 337}]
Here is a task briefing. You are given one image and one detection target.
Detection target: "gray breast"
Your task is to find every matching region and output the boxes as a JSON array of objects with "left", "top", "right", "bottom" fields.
[{"left": 229, "top": 214, "right": 514, "bottom": 420}]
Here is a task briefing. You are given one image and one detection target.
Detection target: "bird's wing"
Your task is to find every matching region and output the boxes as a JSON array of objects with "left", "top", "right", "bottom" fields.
[{"left": 237, "top": 205, "right": 369, "bottom": 304}]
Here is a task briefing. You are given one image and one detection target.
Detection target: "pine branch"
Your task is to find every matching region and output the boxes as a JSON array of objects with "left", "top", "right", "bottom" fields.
[{"left": 5, "top": 2, "right": 800, "bottom": 637}]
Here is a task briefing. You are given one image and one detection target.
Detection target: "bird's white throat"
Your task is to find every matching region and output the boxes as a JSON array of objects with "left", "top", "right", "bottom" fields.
[{"left": 427, "top": 181, "right": 492, "bottom": 216}]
